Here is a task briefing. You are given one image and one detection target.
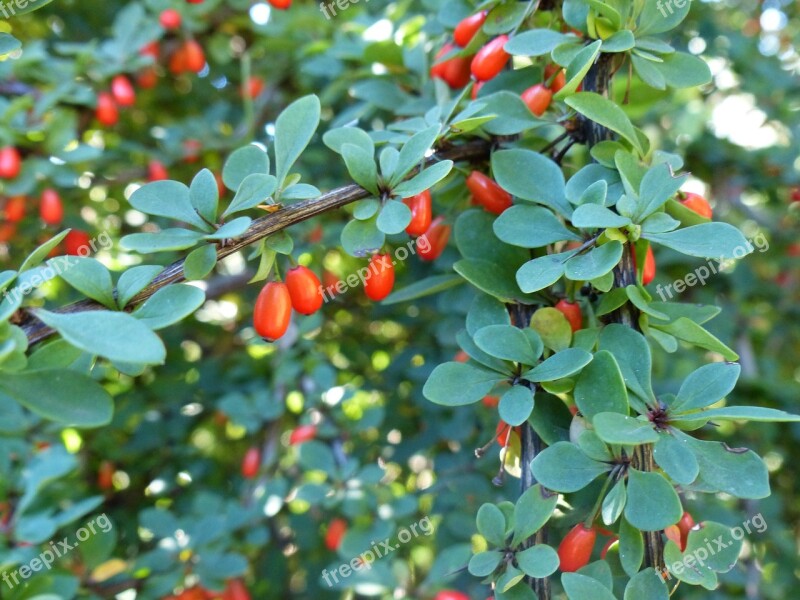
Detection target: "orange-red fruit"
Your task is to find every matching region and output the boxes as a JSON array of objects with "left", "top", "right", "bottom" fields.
[
  {"left": 558, "top": 524, "right": 597, "bottom": 572},
  {"left": 111, "top": 75, "right": 136, "bottom": 106},
  {"left": 4, "top": 196, "right": 26, "bottom": 222},
  {"left": 97, "top": 460, "right": 115, "bottom": 490},
  {"left": 241, "top": 447, "right": 261, "bottom": 479},
  {"left": 268, "top": 0, "right": 291, "bottom": 9},
  {"left": 555, "top": 299, "right": 582, "bottom": 333},
  {"left": 245, "top": 76, "right": 265, "bottom": 99},
  {"left": 0, "top": 223, "right": 16, "bottom": 243},
  {"left": 364, "top": 253, "right": 395, "bottom": 301},
  {"left": 40, "top": 188, "right": 64, "bottom": 226},
  {"left": 454, "top": 350, "right": 469, "bottom": 363},
  {"left": 160, "top": 8, "right": 182, "bottom": 29},
  {"left": 175, "top": 40, "right": 205, "bottom": 73},
  {"left": 680, "top": 192, "right": 712, "bottom": 219},
  {"left": 791, "top": 187, "right": 800, "bottom": 203},
  {"left": 677, "top": 511, "right": 695, "bottom": 550},
  {"left": 325, "top": 518, "right": 348, "bottom": 551},
  {"left": 403, "top": 190, "right": 432, "bottom": 236},
  {"left": 0, "top": 146, "right": 21, "bottom": 179},
  {"left": 286, "top": 265, "right": 324, "bottom": 315},
  {"left": 137, "top": 67, "right": 159, "bottom": 89},
  {"left": 434, "top": 592, "right": 470, "bottom": 600},
  {"left": 471, "top": 81, "right": 483, "bottom": 100},
  {"left": 454, "top": 10, "right": 488, "bottom": 47},
  {"left": 665, "top": 524, "right": 682, "bottom": 549},
  {"left": 140, "top": 41, "right": 160, "bottom": 59},
  {"left": 418, "top": 217, "right": 451, "bottom": 261},
  {"left": 431, "top": 43, "right": 472, "bottom": 89},
  {"left": 96, "top": 92, "right": 119, "bottom": 126},
  {"left": 289, "top": 424, "right": 317, "bottom": 445},
  {"left": 495, "top": 421, "right": 521, "bottom": 447},
  {"left": 253, "top": 281, "right": 292, "bottom": 341},
  {"left": 466, "top": 171, "right": 512, "bottom": 215},
  {"left": 222, "top": 579, "right": 251, "bottom": 600},
  {"left": 643, "top": 246, "right": 656, "bottom": 285},
  {"left": 481, "top": 395, "right": 499, "bottom": 408},
  {"left": 65, "top": 229, "right": 92, "bottom": 256},
  {"left": 545, "top": 65, "right": 567, "bottom": 93},
  {"left": 471, "top": 35, "right": 510, "bottom": 81},
  {"left": 521, "top": 84, "right": 553, "bottom": 117},
  {"left": 148, "top": 160, "right": 169, "bottom": 181}
]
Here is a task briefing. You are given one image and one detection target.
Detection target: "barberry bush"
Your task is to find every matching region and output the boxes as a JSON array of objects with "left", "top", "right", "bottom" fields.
[{"left": 0, "top": 0, "right": 799, "bottom": 599}]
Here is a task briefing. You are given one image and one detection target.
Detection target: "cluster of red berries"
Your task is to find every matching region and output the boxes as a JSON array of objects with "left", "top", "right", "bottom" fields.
[
  {"left": 95, "top": 75, "right": 136, "bottom": 126},
  {"left": 162, "top": 578, "right": 250, "bottom": 600}
]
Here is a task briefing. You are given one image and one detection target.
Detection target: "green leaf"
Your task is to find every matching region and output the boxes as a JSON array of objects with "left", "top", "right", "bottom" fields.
[
  {"left": 555, "top": 40, "right": 603, "bottom": 99},
  {"left": 55, "top": 257, "right": 116, "bottom": 309},
  {"left": 682, "top": 434, "right": 769, "bottom": 498},
  {"left": 203, "top": 217, "right": 252, "bottom": 241},
  {"left": 566, "top": 93, "right": 644, "bottom": 155},
  {"left": 524, "top": 348, "right": 592, "bottom": 382},
  {"left": 571, "top": 204, "right": 631, "bottom": 228},
  {"left": 392, "top": 161, "right": 452, "bottom": 198},
  {"left": 564, "top": 242, "right": 623, "bottom": 281},
  {"left": 0, "top": 33, "right": 22, "bottom": 55},
  {"left": 599, "top": 325, "right": 654, "bottom": 402},
  {"left": 499, "top": 385, "right": 535, "bottom": 427},
  {"left": 530, "top": 307, "right": 572, "bottom": 352},
  {"left": 466, "top": 293, "right": 511, "bottom": 337},
  {"left": 672, "top": 362, "right": 740, "bottom": 412},
  {"left": 340, "top": 217, "right": 385, "bottom": 257},
  {"left": 512, "top": 484, "right": 558, "bottom": 546},
  {"left": 468, "top": 551, "right": 503, "bottom": 577},
  {"left": 323, "top": 127, "right": 374, "bottom": 156},
  {"left": 222, "top": 145, "right": 269, "bottom": 190},
  {"left": 653, "top": 433, "right": 699, "bottom": 485},
  {"left": 484, "top": 2, "right": 528, "bottom": 34},
  {"left": 222, "top": 174, "right": 278, "bottom": 218},
  {"left": 531, "top": 442, "right": 609, "bottom": 492},
  {"left": 423, "top": 362, "right": 505, "bottom": 406},
  {"left": 129, "top": 181, "right": 211, "bottom": 231},
  {"left": 561, "top": 573, "right": 617, "bottom": 600},
  {"left": 574, "top": 350, "right": 629, "bottom": 419},
  {"left": 652, "top": 317, "right": 738, "bottom": 361},
  {"left": 601, "top": 478, "right": 627, "bottom": 526},
  {"left": 495, "top": 205, "right": 581, "bottom": 248},
  {"left": 274, "top": 95, "right": 321, "bottom": 186},
  {"left": 626, "top": 285, "right": 668, "bottom": 320},
  {"left": 479, "top": 91, "right": 544, "bottom": 135},
  {"left": 632, "top": 53, "right": 667, "bottom": 89},
  {"left": 492, "top": 149, "right": 570, "bottom": 216},
  {"left": 675, "top": 406, "right": 800, "bottom": 424},
  {"left": 341, "top": 143, "right": 379, "bottom": 195},
  {"left": 636, "top": 163, "right": 688, "bottom": 220},
  {"left": 0, "top": 370, "right": 112, "bottom": 427},
  {"left": 618, "top": 516, "right": 643, "bottom": 577},
  {"left": 593, "top": 413, "right": 659, "bottom": 445},
  {"left": 477, "top": 503, "right": 507, "bottom": 547},
  {"left": 132, "top": 285, "right": 205, "bottom": 330},
  {"left": 382, "top": 274, "right": 463, "bottom": 305},
  {"left": 602, "top": 30, "right": 635, "bottom": 52},
  {"left": 624, "top": 569, "right": 669, "bottom": 600},
  {"left": 516, "top": 545, "right": 560, "bottom": 578},
  {"left": 624, "top": 469, "right": 682, "bottom": 531},
  {"left": 120, "top": 229, "right": 205, "bottom": 253},
  {"left": 1, "top": 0, "right": 55, "bottom": 17},
  {"left": 184, "top": 245, "right": 218, "bottom": 280},
  {"left": 455, "top": 259, "right": 531, "bottom": 303},
  {"left": 516, "top": 252, "right": 570, "bottom": 293},
  {"left": 474, "top": 324, "right": 540, "bottom": 365},
  {"left": 455, "top": 209, "right": 530, "bottom": 265},
  {"left": 34, "top": 309, "right": 166, "bottom": 365},
  {"left": 644, "top": 223, "right": 751, "bottom": 260},
  {"left": 637, "top": 0, "right": 690, "bottom": 36},
  {"left": 505, "top": 29, "right": 569, "bottom": 56},
  {"left": 376, "top": 200, "right": 412, "bottom": 235},
  {"left": 189, "top": 169, "right": 219, "bottom": 224},
  {"left": 117, "top": 265, "right": 162, "bottom": 308},
  {"left": 19, "top": 230, "right": 70, "bottom": 273},
  {"left": 390, "top": 125, "right": 440, "bottom": 186},
  {"left": 655, "top": 51, "right": 712, "bottom": 88}
]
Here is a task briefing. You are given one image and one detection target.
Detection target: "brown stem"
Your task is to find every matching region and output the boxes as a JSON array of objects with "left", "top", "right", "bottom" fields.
[{"left": 19, "top": 139, "right": 492, "bottom": 345}]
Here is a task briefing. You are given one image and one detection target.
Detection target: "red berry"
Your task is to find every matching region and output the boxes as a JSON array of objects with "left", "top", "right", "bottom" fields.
[
  {"left": 364, "top": 253, "right": 395, "bottom": 301},
  {"left": 471, "top": 81, "right": 483, "bottom": 100},
  {"left": 680, "top": 192, "right": 712, "bottom": 219},
  {"left": 434, "top": 592, "right": 470, "bottom": 600},
  {"left": 186, "top": 0, "right": 204, "bottom": 3},
  {"left": 454, "top": 351, "right": 469, "bottom": 362},
  {"left": 96, "top": 92, "right": 119, "bottom": 126},
  {"left": 286, "top": 265, "right": 324, "bottom": 315},
  {"left": 0, "top": 223, "right": 16, "bottom": 243},
  {"left": 3, "top": 196, "right": 26, "bottom": 222},
  {"left": 39, "top": 188, "right": 64, "bottom": 226},
  {"left": 677, "top": 511, "right": 695, "bottom": 550},
  {"left": 481, "top": 395, "right": 499, "bottom": 408},
  {"left": 471, "top": 35, "right": 510, "bottom": 81},
  {"left": 454, "top": 11, "right": 488, "bottom": 47},
  {"left": 289, "top": 424, "right": 317, "bottom": 445},
  {"left": 160, "top": 8, "right": 182, "bottom": 29},
  {"left": 245, "top": 76, "right": 265, "bottom": 99},
  {"left": 268, "top": 0, "right": 291, "bottom": 9},
  {"left": 64, "top": 229, "right": 92, "bottom": 256},
  {"left": 325, "top": 518, "right": 348, "bottom": 551},
  {"left": 241, "top": 447, "right": 261, "bottom": 479},
  {"left": 545, "top": 65, "right": 567, "bottom": 93},
  {"left": 555, "top": 299, "right": 582, "bottom": 333},
  {"left": 0, "top": 146, "right": 21, "bottom": 179},
  {"left": 791, "top": 187, "right": 800, "bottom": 203},
  {"left": 111, "top": 75, "right": 136, "bottom": 107},
  {"left": 521, "top": 83, "right": 553, "bottom": 116},
  {"left": 495, "top": 421, "right": 521, "bottom": 447},
  {"left": 97, "top": 460, "right": 115, "bottom": 490},
  {"left": 140, "top": 41, "right": 160, "bottom": 59},
  {"left": 643, "top": 246, "right": 656, "bottom": 285},
  {"left": 222, "top": 579, "right": 250, "bottom": 600},
  {"left": 137, "top": 67, "right": 159, "bottom": 89},
  {"left": 183, "top": 139, "right": 202, "bottom": 163},
  {"left": 558, "top": 524, "right": 597, "bottom": 572},
  {"left": 403, "top": 190, "right": 432, "bottom": 236},
  {"left": 147, "top": 160, "right": 169, "bottom": 182},
  {"left": 418, "top": 217, "right": 451, "bottom": 261},
  {"left": 253, "top": 281, "right": 292, "bottom": 341},
  {"left": 466, "top": 171, "right": 512, "bottom": 215},
  {"left": 173, "top": 40, "right": 205, "bottom": 73},
  {"left": 431, "top": 43, "right": 472, "bottom": 89}
]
